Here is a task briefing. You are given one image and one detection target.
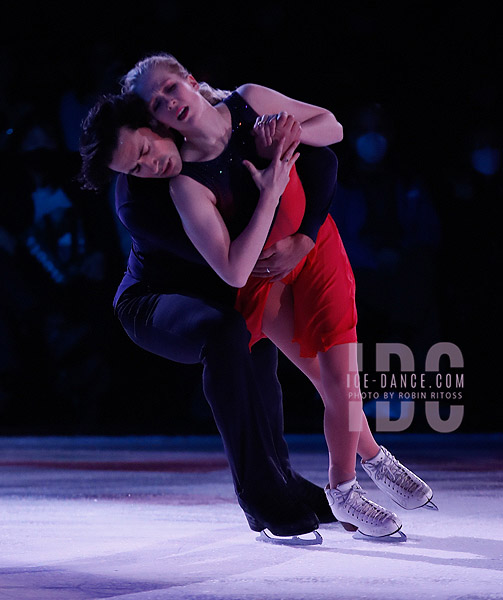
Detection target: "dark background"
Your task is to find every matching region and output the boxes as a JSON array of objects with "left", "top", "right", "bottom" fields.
[{"left": 0, "top": 2, "right": 500, "bottom": 435}]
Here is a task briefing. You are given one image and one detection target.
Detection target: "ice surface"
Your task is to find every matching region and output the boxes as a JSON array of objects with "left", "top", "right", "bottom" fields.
[{"left": 0, "top": 434, "right": 502, "bottom": 600}]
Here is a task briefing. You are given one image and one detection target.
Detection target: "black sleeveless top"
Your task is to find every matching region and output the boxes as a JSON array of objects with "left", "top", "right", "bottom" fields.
[{"left": 180, "top": 92, "right": 269, "bottom": 240}]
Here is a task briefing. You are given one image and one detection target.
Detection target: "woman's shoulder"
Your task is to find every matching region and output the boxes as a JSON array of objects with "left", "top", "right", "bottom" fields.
[
  {"left": 233, "top": 83, "right": 289, "bottom": 118},
  {"left": 234, "top": 83, "right": 275, "bottom": 106},
  {"left": 235, "top": 83, "right": 265, "bottom": 98},
  {"left": 223, "top": 87, "right": 260, "bottom": 122}
]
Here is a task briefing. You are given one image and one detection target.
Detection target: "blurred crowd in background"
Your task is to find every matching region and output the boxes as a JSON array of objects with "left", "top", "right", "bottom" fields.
[{"left": 0, "top": 3, "right": 500, "bottom": 435}]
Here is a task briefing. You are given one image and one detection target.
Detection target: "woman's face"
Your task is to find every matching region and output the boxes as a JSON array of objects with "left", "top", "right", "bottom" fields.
[
  {"left": 136, "top": 66, "right": 202, "bottom": 130},
  {"left": 109, "top": 126, "right": 182, "bottom": 179}
]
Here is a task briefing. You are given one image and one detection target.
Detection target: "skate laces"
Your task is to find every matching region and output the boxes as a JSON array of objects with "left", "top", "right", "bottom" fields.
[
  {"left": 341, "top": 482, "right": 392, "bottom": 523},
  {"left": 374, "top": 451, "right": 420, "bottom": 493}
]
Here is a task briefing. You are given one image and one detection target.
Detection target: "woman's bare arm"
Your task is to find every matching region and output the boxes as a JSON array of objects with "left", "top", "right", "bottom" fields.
[
  {"left": 169, "top": 139, "right": 299, "bottom": 287},
  {"left": 237, "top": 83, "right": 343, "bottom": 146}
]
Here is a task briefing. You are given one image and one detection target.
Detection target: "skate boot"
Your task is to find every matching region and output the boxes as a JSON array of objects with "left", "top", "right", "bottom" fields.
[
  {"left": 325, "top": 479, "right": 403, "bottom": 538},
  {"left": 362, "top": 446, "right": 436, "bottom": 510}
]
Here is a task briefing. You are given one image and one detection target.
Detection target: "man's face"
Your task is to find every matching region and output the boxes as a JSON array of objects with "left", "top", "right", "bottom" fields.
[{"left": 109, "top": 126, "right": 182, "bottom": 178}]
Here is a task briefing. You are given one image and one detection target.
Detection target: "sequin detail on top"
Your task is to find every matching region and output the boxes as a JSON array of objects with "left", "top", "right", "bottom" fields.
[{"left": 180, "top": 93, "right": 266, "bottom": 241}]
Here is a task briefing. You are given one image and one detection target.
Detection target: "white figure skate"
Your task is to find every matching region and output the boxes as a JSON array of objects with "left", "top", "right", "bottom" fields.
[
  {"left": 325, "top": 479, "right": 405, "bottom": 540},
  {"left": 362, "top": 446, "right": 437, "bottom": 510}
]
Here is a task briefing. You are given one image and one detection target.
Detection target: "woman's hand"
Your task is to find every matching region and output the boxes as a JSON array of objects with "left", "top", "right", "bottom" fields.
[
  {"left": 253, "top": 112, "right": 302, "bottom": 160},
  {"left": 243, "top": 136, "right": 300, "bottom": 201}
]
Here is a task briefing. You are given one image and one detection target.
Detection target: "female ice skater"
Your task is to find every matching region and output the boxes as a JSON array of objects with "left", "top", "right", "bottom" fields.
[{"left": 121, "top": 53, "right": 436, "bottom": 538}]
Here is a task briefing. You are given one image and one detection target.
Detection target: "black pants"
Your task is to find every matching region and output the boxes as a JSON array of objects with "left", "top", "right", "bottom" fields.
[{"left": 115, "top": 288, "right": 335, "bottom": 535}]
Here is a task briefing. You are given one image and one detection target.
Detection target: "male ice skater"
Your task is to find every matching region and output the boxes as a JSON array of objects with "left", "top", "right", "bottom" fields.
[{"left": 79, "top": 92, "right": 340, "bottom": 544}]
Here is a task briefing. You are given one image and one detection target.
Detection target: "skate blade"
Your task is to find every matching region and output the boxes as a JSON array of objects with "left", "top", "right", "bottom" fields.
[
  {"left": 353, "top": 528, "right": 407, "bottom": 543},
  {"left": 392, "top": 495, "right": 438, "bottom": 511},
  {"left": 258, "top": 529, "right": 323, "bottom": 546},
  {"left": 422, "top": 498, "right": 438, "bottom": 511}
]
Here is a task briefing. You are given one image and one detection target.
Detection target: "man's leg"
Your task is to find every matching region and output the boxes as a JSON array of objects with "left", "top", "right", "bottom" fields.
[
  {"left": 249, "top": 338, "right": 336, "bottom": 524},
  {"left": 115, "top": 287, "right": 319, "bottom": 535}
]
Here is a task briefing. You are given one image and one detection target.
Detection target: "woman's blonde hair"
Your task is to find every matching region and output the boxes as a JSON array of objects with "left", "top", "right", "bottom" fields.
[{"left": 121, "top": 52, "right": 230, "bottom": 106}]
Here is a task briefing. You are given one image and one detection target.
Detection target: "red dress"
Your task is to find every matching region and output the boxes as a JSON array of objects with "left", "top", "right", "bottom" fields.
[{"left": 235, "top": 165, "right": 358, "bottom": 358}]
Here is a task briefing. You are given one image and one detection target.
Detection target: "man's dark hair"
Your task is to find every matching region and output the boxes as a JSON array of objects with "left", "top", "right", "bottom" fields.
[{"left": 78, "top": 93, "right": 152, "bottom": 192}]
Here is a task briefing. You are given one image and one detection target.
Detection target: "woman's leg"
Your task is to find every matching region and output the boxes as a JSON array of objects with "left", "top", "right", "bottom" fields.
[
  {"left": 262, "top": 283, "right": 361, "bottom": 486},
  {"left": 316, "top": 342, "right": 362, "bottom": 486},
  {"left": 262, "top": 282, "right": 404, "bottom": 536},
  {"left": 261, "top": 281, "right": 379, "bottom": 474},
  {"left": 261, "top": 282, "right": 324, "bottom": 395},
  {"left": 358, "top": 410, "right": 381, "bottom": 461}
]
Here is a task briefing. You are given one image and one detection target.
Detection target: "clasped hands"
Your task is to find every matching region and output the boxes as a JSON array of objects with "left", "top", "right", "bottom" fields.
[{"left": 251, "top": 112, "right": 314, "bottom": 281}]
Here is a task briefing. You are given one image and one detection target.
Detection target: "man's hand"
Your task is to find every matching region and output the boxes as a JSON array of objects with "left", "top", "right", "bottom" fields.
[
  {"left": 253, "top": 112, "right": 302, "bottom": 160},
  {"left": 252, "top": 233, "right": 314, "bottom": 281}
]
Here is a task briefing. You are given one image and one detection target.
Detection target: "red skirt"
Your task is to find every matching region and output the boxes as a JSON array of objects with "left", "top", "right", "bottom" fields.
[{"left": 235, "top": 167, "right": 357, "bottom": 358}]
